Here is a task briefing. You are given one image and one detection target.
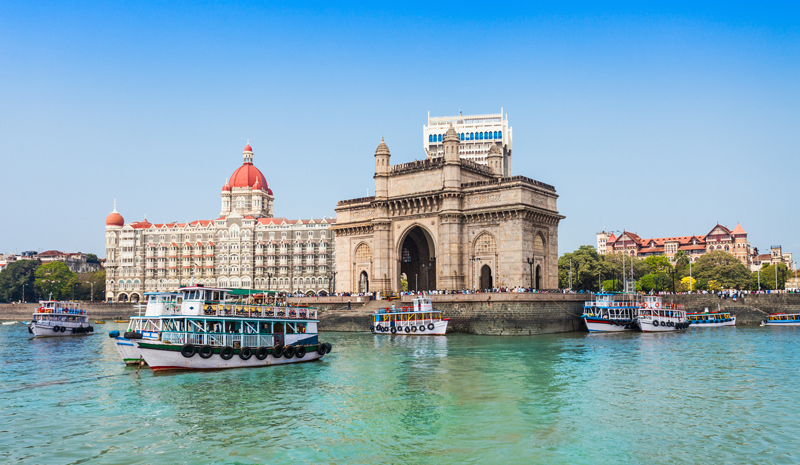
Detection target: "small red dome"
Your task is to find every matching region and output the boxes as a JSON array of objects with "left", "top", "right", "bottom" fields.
[
  {"left": 222, "top": 182, "right": 231, "bottom": 192},
  {"left": 243, "top": 144, "right": 253, "bottom": 153},
  {"left": 106, "top": 211, "right": 124, "bottom": 227}
]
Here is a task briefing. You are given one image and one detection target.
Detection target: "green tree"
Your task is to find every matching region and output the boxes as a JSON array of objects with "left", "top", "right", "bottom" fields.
[
  {"left": 35, "top": 262, "right": 77, "bottom": 300},
  {"left": 85, "top": 253, "right": 100, "bottom": 264},
  {"left": 707, "top": 279, "right": 722, "bottom": 291},
  {"left": 752, "top": 263, "right": 790, "bottom": 290},
  {"left": 673, "top": 250, "right": 690, "bottom": 269},
  {"left": 692, "top": 250, "right": 751, "bottom": 290},
  {"left": 0, "top": 260, "right": 41, "bottom": 302},
  {"left": 644, "top": 255, "right": 673, "bottom": 274},
  {"left": 76, "top": 269, "right": 106, "bottom": 301},
  {"left": 559, "top": 245, "right": 606, "bottom": 291}
]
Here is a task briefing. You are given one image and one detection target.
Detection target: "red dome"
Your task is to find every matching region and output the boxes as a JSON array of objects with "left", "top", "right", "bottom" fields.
[
  {"left": 222, "top": 182, "right": 231, "bottom": 192},
  {"left": 243, "top": 144, "right": 253, "bottom": 152},
  {"left": 106, "top": 212, "right": 124, "bottom": 227},
  {"left": 230, "top": 163, "right": 270, "bottom": 193}
]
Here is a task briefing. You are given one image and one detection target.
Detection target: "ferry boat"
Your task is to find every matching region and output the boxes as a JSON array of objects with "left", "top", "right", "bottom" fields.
[
  {"left": 29, "top": 301, "right": 93, "bottom": 337},
  {"left": 687, "top": 310, "right": 736, "bottom": 327},
  {"left": 371, "top": 297, "right": 448, "bottom": 335},
  {"left": 636, "top": 296, "right": 690, "bottom": 332},
  {"left": 760, "top": 313, "right": 800, "bottom": 326},
  {"left": 110, "top": 292, "right": 180, "bottom": 365},
  {"left": 581, "top": 293, "right": 640, "bottom": 332},
  {"left": 131, "top": 286, "right": 331, "bottom": 372}
]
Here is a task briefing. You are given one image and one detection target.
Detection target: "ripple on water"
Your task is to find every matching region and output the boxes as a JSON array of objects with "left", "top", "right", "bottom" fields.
[{"left": 1, "top": 324, "right": 799, "bottom": 464}]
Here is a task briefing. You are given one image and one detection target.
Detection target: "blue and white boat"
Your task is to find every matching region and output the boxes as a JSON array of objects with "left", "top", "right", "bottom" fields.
[
  {"left": 761, "top": 313, "right": 800, "bottom": 326},
  {"left": 581, "top": 293, "right": 640, "bottom": 332}
]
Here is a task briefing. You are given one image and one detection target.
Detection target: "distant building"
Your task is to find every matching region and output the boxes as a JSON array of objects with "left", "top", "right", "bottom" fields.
[
  {"left": 423, "top": 109, "right": 512, "bottom": 175},
  {"left": 597, "top": 224, "right": 794, "bottom": 271},
  {"left": 38, "top": 251, "right": 101, "bottom": 274}
]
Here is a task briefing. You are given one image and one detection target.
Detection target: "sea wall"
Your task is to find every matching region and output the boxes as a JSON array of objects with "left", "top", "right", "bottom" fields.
[
  {"left": 0, "top": 303, "right": 136, "bottom": 321},
  {"left": 669, "top": 293, "right": 800, "bottom": 325}
]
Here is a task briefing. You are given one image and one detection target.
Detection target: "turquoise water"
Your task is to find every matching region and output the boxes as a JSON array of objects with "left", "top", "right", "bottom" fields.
[{"left": 1, "top": 324, "right": 799, "bottom": 464}]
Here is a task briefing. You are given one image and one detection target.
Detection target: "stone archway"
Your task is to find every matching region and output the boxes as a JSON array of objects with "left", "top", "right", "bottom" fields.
[
  {"left": 130, "top": 293, "right": 141, "bottom": 303},
  {"left": 359, "top": 271, "right": 369, "bottom": 293},
  {"left": 399, "top": 226, "right": 436, "bottom": 291},
  {"left": 117, "top": 293, "right": 129, "bottom": 302},
  {"left": 480, "top": 264, "right": 493, "bottom": 289}
]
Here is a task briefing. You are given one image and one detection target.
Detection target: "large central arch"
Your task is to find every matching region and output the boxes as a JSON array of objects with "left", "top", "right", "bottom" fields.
[{"left": 398, "top": 225, "right": 436, "bottom": 291}]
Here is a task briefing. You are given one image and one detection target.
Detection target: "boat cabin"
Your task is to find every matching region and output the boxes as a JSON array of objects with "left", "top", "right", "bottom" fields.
[
  {"left": 144, "top": 292, "right": 183, "bottom": 316},
  {"left": 178, "top": 286, "right": 229, "bottom": 315}
]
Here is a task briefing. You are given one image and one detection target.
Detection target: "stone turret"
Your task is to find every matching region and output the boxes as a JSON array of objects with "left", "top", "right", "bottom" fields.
[
  {"left": 488, "top": 144, "right": 503, "bottom": 178},
  {"left": 374, "top": 138, "right": 390, "bottom": 198},
  {"left": 442, "top": 125, "right": 461, "bottom": 190}
]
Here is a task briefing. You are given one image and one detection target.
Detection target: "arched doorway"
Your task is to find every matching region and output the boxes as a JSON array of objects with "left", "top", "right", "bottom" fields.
[
  {"left": 359, "top": 271, "right": 369, "bottom": 293},
  {"left": 535, "top": 265, "right": 541, "bottom": 290},
  {"left": 480, "top": 265, "right": 493, "bottom": 289},
  {"left": 399, "top": 226, "right": 436, "bottom": 291},
  {"left": 117, "top": 293, "right": 128, "bottom": 302}
]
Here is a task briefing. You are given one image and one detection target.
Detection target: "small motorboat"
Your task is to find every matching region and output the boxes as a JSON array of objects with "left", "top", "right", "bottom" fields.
[
  {"left": 113, "top": 320, "right": 129, "bottom": 323},
  {"left": 2, "top": 321, "right": 19, "bottom": 326},
  {"left": 94, "top": 320, "right": 106, "bottom": 324}
]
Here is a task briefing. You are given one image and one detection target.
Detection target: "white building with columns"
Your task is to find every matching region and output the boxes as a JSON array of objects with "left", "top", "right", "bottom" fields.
[{"left": 104, "top": 143, "right": 336, "bottom": 302}]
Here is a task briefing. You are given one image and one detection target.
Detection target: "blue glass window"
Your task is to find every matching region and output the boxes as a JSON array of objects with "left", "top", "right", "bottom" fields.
[
  {"left": 429, "top": 135, "right": 433, "bottom": 143},
  {"left": 493, "top": 131, "right": 497, "bottom": 139},
  {"left": 438, "top": 134, "right": 442, "bottom": 142},
  {"left": 498, "top": 131, "right": 502, "bottom": 139},
  {"left": 459, "top": 133, "right": 464, "bottom": 141},
  {"left": 470, "top": 132, "right": 474, "bottom": 140}
]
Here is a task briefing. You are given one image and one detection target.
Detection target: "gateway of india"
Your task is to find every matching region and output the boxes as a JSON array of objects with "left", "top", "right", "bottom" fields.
[{"left": 334, "top": 110, "right": 564, "bottom": 294}]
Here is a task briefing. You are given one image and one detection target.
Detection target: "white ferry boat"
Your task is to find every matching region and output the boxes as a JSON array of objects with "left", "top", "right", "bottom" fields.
[
  {"left": 581, "top": 293, "right": 640, "bottom": 332},
  {"left": 371, "top": 297, "right": 448, "bottom": 335},
  {"left": 109, "top": 292, "right": 181, "bottom": 365},
  {"left": 29, "top": 300, "right": 93, "bottom": 337},
  {"left": 636, "top": 296, "right": 690, "bottom": 332},
  {"left": 761, "top": 313, "right": 800, "bottom": 326},
  {"left": 687, "top": 310, "right": 736, "bottom": 327},
  {"left": 131, "top": 286, "right": 331, "bottom": 372}
]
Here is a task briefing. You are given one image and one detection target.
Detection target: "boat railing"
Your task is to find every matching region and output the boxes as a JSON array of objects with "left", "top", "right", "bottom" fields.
[
  {"left": 201, "top": 305, "right": 317, "bottom": 320},
  {"left": 584, "top": 301, "right": 639, "bottom": 308},
  {"left": 161, "top": 331, "right": 275, "bottom": 348}
]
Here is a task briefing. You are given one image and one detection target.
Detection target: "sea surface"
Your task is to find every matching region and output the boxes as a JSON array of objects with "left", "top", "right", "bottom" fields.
[{"left": 1, "top": 323, "right": 798, "bottom": 464}]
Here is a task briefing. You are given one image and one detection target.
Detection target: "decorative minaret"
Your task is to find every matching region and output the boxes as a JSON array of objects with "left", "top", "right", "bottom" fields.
[
  {"left": 439, "top": 124, "right": 465, "bottom": 290},
  {"left": 220, "top": 178, "right": 231, "bottom": 216},
  {"left": 442, "top": 124, "right": 461, "bottom": 189},
  {"left": 374, "top": 138, "right": 390, "bottom": 199},
  {"left": 488, "top": 144, "right": 503, "bottom": 178}
]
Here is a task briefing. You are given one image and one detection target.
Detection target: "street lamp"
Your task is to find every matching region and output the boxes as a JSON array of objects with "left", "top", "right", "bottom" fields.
[
  {"left": 526, "top": 257, "right": 535, "bottom": 290},
  {"left": 421, "top": 262, "right": 432, "bottom": 292},
  {"left": 21, "top": 283, "right": 25, "bottom": 303},
  {"left": 469, "top": 257, "right": 481, "bottom": 290},
  {"left": 83, "top": 281, "right": 94, "bottom": 301}
]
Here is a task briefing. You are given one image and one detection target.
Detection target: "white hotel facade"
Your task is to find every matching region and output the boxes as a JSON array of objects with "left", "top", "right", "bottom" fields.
[
  {"left": 423, "top": 109, "right": 513, "bottom": 176},
  {"left": 104, "top": 144, "right": 335, "bottom": 302}
]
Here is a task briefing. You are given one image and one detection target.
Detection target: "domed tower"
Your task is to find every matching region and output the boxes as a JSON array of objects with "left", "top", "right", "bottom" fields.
[
  {"left": 487, "top": 144, "right": 503, "bottom": 178},
  {"left": 442, "top": 125, "right": 461, "bottom": 189},
  {"left": 221, "top": 142, "right": 274, "bottom": 218},
  {"left": 105, "top": 200, "right": 124, "bottom": 283},
  {"left": 374, "top": 138, "right": 390, "bottom": 199}
]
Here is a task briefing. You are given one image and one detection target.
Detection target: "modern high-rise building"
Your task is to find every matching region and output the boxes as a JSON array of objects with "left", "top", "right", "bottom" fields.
[{"left": 423, "top": 109, "right": 513, "bottom": 176}]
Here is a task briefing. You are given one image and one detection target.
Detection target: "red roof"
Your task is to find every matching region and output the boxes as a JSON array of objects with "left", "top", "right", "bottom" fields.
[
  {"left": 243, "top": 143, "right": 253, "bottom": 152},
  {"left": 106, "top": 211, "right": 124, "bottom": 227},
  {"left": 731, "top": 223, "right": 746, "bottom": 235},
  {"left": 230, "top": 162, "right": 271, "bottom": 194}
]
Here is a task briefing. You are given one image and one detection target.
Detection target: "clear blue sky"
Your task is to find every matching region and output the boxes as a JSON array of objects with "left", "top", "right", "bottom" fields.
[{"left": 1, "top": 2, "right": 798, "bottom": 258}]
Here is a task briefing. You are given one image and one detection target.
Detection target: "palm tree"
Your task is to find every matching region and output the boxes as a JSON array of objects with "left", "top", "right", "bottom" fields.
[{"left": 674, "top": 250, "right": 690, "bottom": 269}]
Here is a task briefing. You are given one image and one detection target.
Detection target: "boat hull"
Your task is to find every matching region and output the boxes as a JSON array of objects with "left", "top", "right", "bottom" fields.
[
  {"left": 637, "top": 319, "right": 689, "bottom": 333},
  {"left": 31, "top": 322, "right": 91, "bottom": 338},
  {"left": 114, "top": 336, "right": 147, "bottom": 365},
  {"left": 135, "top": 341, "right": 326, "bottom": 372},
  {"left": 690, "top": 317, "right": 736, "bottom": 328},
  {"left": 583, "top": 317, "right": 636, "bottom": 333},
  {"left": 761, "top": 321, "right": 800, "bottom": 326},
  {"left": 372, "top": 320, "right": 448, "bottom": 336}
]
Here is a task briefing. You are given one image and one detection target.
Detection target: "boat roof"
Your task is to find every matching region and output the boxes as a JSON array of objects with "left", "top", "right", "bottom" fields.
[{"left": 179, "top": 286, "right": 229, "bottom": 292}]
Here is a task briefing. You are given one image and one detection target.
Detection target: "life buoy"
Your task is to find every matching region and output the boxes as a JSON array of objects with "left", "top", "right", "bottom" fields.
[
  {"left": 181, "top": 344, "right": 195, "bottom": 358},
  {"left": 317, "top": 344, "right": 326, "bottom": 355},
  {"left": 199, "top": 345, "right": 214, "bottom": 359},
  {"left": 655, "top": 302, "right": 660, "bottom": 308},
  {"left": 652, "top": 320, "right": 659, "bottom": 327},
  {"left": 295, "top": 346, "right": 306, "bottom": 359},
  {"left": 255, "top": 347, "right": 269, "bottom": 360},
  {"left": 427, "top": 323, "right": 435, "bottom": 330},
  {"left": 283, "top": 345, "right": 295, "bottom": 359},
  {"left": 641, "top": 302, "right": 646, "bottom": 308},
  {"left": 220, "top": 346, "right": 234, "bottom": 360},
  {"left": 272, "top": 345, "right": 284, "bottom": 358}
]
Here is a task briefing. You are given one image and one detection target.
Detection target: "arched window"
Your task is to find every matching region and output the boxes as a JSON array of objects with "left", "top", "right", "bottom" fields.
[
  {"left": 534, "top": 234, "right": 545, "bottom": 255},
  {"left": 493, "top": 131, "right": 498, "bottom": 139},
  {"left": 474, "top": 233, "right": 497, "bottom": 255},
  {"left": 459, "top": 133, "right": 464, "bottom": 140},
  {"left": 438, "top": 134, "right": 442, "bottom": 142},
  {"left": 498, "top": 131, "right": 502, "bottom": 139},
  {"left": 354, "top": 243, "right": 372, "bottom": 262},
  {"left": 428, "top": 135, "right": 432, "bottom": 142},
  {"left": 470, "top": 132, "right": 474, "bottom": 140}
]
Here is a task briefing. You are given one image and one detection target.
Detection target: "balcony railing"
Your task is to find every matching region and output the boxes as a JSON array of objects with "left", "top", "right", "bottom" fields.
[{"left": 161, "top": 331, "right": 275, "bottom": 348}]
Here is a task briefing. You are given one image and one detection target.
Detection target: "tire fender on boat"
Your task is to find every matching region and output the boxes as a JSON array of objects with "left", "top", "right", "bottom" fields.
[
  {"left": 404, "top": 326, "right": 410, "bottom": 333},
  {"left": 427, "top": 323, "right": 435, "bottom": 330},
  {"left": 220, "top": 346, "right": 234, "bottom": 360},
  {"left": 391, "top": 327, "right": 397, "bottom": 334},
  {"left": 239, "top": 346, "right": 253, "bottom": 360},
  {"left": 411, "top": 325, "right": 417, "bottom": 332},
  {"left": 325, "top": 342, "right": 332, "bottom": 354},
  {"left": 419, "top": 325, "right": 425, "bottom": 332},
  {"left": 53, "top": 325, "right": 60, "bottom": 332},
  {"left": 283, "top": 346, "right": 295, "bottom": 359},
  {"left": 653, "top": 320, "right": 659, "bottom": 327},
  {"left": 181, "top": 344, "right": 195, "bottom": 358},
  {"left": 317, "top": 344, "right": 326, "bottom": 355},
  {"left": 199, "top": 345, "right": 214, "bottom": 359},
  {"left": 295, "top": 346, "right": 306, "bottom": 359}
]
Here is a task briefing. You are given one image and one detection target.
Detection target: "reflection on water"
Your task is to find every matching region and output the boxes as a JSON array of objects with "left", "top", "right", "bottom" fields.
[{"left": 1, "top": 324, "right": 800, "bottom": 464}]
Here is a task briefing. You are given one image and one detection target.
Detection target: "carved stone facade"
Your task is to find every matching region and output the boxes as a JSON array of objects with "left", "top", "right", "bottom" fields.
[{"left": 333, "top": 127, "right": 564, "bottom": 294}]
